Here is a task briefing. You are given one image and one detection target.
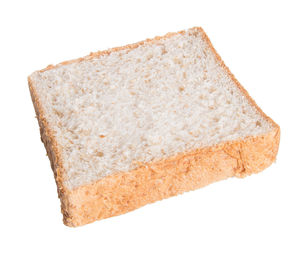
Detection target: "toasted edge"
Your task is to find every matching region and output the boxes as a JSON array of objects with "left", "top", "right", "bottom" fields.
[{"left": 28, "top": 27, "right": 280, "bottom": 226}]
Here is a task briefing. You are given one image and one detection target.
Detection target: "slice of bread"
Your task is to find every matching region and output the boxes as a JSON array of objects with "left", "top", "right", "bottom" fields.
[{"left": 28, "top": 27, "right": 280, "bottom": 227}]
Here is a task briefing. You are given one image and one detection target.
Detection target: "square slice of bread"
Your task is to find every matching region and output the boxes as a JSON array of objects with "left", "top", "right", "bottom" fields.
[{"left": 28, "top": 27, "right": 280, "bottom": 227}]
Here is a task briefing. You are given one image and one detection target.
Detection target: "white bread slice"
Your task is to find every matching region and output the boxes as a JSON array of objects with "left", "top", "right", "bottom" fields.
[{"left": 28, "top": 27, "right": 280, "bottom": 226}]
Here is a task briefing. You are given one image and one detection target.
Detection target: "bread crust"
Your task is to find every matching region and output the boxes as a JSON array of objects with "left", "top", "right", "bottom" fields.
[{"left": 28, "top": 27, "right": 280, "bottom": 227}]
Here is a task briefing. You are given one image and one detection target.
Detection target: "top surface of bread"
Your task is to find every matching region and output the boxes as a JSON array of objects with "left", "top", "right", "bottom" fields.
[{"left": 29, "top": 27, "right": 273, "bottom": 189}]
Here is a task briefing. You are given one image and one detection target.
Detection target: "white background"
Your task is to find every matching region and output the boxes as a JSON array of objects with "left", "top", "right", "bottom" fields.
[{"left": 0, "top": 0, "right": 299, "bottom": 256}]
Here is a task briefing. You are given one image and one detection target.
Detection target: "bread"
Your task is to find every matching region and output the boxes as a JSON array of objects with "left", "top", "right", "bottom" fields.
[{"left": 28, "top": 27, "right": 280, "bottom": 227}]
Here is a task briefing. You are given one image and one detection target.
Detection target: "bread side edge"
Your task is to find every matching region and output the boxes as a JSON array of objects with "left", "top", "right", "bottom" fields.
[
  {"left": 28, "top": 77, "right": 74, "bottom": 224},
  {"left": 64, "top": 128, "right": 279, "bottom": 227}
]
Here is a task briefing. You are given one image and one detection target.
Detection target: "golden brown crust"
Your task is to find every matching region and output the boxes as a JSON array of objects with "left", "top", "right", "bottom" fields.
[{"left": 28, "top": 27, "right": 280, "bottom": 227}]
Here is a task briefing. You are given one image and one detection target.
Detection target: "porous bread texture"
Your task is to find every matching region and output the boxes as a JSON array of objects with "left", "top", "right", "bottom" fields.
[{"left": 29, "top": 27, "right": 274, "bottom": 190}]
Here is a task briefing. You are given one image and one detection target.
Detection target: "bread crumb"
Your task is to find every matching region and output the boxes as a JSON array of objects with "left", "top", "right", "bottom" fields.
[
  {"left": 161, "top": 47, "right": 167, "bottom": 55},
  {"left": 147, "top": 54, "right": 153, "bottom": 60},
  {"left": 96, "top": 151, "right": 104, "bottom": 157},
  {"left": 53, "top": 109, "right": 63, "bottom": 118},
  {"left": 174, "top": 57, "right": 182, "bottom": 64}
]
